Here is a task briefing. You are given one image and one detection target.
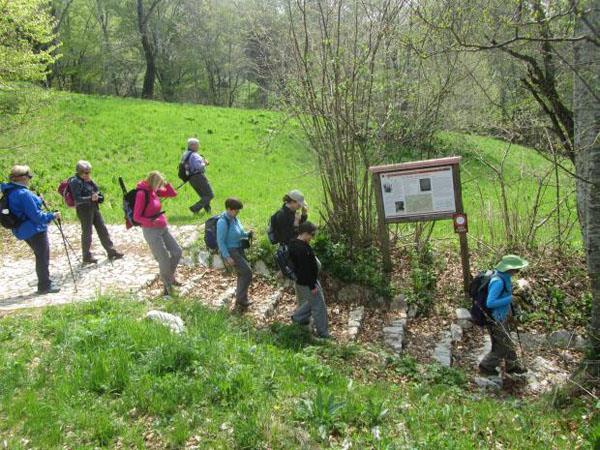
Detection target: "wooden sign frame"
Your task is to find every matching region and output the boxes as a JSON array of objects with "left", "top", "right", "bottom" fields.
[{"left": 370, "top": 156, "right": 471, "bottom": 293}]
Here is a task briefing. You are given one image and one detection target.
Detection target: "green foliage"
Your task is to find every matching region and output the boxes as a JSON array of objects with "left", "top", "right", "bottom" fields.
[
  {"left": 0, "top": 297, "right": 593, "bottom": 448},
  {"left": 406, "top": 244, "right": 438, "bottom": 316},
  {"left": 312, "top": 230, "right": 393, "bottom": 297},
  {"left": 0, "top": 0, "right": 58, "bottom": 83}
]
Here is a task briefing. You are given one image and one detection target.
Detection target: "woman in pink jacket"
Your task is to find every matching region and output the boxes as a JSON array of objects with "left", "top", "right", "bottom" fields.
[{"left": 134, "top": 171, "right": 182, "bottom": 296}]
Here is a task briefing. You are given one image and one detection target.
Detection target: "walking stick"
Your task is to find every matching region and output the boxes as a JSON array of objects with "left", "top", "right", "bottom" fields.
[
  {"left": 39, "top": 196, "right": 78, "bottom": 292},
  {"left": 511, "top": 304, "right": 526, "bottom": 363}
]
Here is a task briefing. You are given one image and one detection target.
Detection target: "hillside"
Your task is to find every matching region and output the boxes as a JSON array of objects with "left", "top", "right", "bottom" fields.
[{"left": 0, "top": 91, "right": 578, "bottom": 248}]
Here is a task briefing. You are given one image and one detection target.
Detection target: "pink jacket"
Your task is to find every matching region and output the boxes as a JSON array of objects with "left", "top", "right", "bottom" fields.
[{"left": 133, "top": 180, "right": 177, "bottom": 228}]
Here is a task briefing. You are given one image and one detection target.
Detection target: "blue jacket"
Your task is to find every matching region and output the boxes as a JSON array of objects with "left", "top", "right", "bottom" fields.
[
  {"left": 1, "top": 183, "right": 55, "bottom": 240},
  {"left": 486, "top": 270, "right": 513, "bottom": 322},
  {"left": 216, "top": 212, "right": 249, "bottom": 259}
]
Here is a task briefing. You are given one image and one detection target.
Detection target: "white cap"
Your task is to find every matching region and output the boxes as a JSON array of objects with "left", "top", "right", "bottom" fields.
[
  {"left": 287, "top": 190, "right": 307, "bottom": 208},
  {"left": 187, "top": 137, "right": 199, "bottom": 146}
]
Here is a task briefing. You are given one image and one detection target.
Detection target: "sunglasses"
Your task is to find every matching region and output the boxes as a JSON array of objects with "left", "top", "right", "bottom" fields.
[
  {"left": 82, "top": 171, "right": 91, "bottom": 174},
  {"left": 25, "top": 173, "right": 33, "bottom": 179}
]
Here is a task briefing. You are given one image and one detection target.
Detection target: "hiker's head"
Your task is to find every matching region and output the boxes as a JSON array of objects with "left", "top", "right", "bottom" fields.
[
  {"left": 495, "top": 254, "right": 529, "bottom": 275},
  {"left": 9, "top": 165, "right": 33, "bottom": 185},
  {"left": 225, "top": 197, "right": 243, "bottom": 216},
  {"left": 146, "top": 171, "right": 166, "bottom": 191},
  {"left": 284, "top": 190, "right": 307, "bottom": 211},
  {"left": 76, "top": 160, "right": 92, "bottom": 180},
  {"left": 187, "top": 138, "right": 199, "bottom": 152},
  {"left": 298, "top": 221, "right": 317, "bottom": 242}
]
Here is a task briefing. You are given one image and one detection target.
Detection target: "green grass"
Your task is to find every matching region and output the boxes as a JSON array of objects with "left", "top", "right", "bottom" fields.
[
  {"left": 1, "top": 91, "right": 578, "bottom": 250},
  {"left": 0, "top": 297, "right": 595, "bottom": 448},
  {"left": 0, "top": 90, "right": 322, "bottom": 228}
]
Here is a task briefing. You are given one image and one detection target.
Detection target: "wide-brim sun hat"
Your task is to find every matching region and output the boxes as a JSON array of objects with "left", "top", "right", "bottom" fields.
[
  {"left": 287, "top": 190, "right": 307, "bottom": 208},
  {"left": 495, "top": 254, "right": 529, "bottom": 272}
]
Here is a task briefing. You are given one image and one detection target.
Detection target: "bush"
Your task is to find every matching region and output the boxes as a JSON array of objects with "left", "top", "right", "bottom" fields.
[{"left": 312, "top": 231, "right": 393, "bottom": 297}]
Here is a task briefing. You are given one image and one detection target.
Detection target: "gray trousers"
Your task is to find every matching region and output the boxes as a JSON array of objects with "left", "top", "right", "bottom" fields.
[
  {"left": 480, "top": 320, "right": 522, "bottom": 371},
  {"left": 76, "top": 204, "right": 115, "bottom": 258},
  {"left": 189, "top": 173, "right": 214, "bottom": 213},
  {"left": 292, "top": 283, "right": 329, "bottom": 338},
  {"left": 25, "top": 231, "right": 51, "bottom": 291},
  {"left": 142, "top": 227, "right": 182, "bottom": 289},
  {"left": 229, "top": 248, "right": 252, "bottom": 305}
]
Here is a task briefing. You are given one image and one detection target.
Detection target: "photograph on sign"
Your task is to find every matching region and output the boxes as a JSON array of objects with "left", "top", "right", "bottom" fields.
[{"left": 380, "top": 166, "right": 456, "bottom": 219}]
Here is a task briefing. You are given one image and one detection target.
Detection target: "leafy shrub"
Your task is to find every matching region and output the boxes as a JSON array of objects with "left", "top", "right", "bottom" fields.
[
  {"left": 406, "top": 244, "right": 437, "bottom": 316},
  {"left": 312, "top": 231, "right": 393, "bottom": 297}
]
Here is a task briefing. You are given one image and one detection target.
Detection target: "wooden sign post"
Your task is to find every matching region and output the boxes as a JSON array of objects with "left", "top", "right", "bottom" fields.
[{"left": 370, "top": 156, "right": 471, "bottom": 294}]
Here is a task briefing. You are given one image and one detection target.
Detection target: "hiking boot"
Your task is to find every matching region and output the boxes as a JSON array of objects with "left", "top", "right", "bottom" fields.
[
  {"left": 108, "top": 251, "right": 124, "bottom": 261},
  {"left": 38, "top": 284, "right": 60, "bottom": 295},
  {"left": 478, "top": 365, "right": 499, "bottom": 377},
  {"left": 204, "top": 205, "right": 212, "bottom": 214},
  {"left": 83, "top": 255, "right": 98, "bottom": 264},
  {"left": 506, "top": 366, "right": 527, "bottom": 375},
  {"left": 189, "top": 206, "right": 199, "bottom": 215},
  {"left": 235, "top": 301, "right": 253, "bottom": 309}
]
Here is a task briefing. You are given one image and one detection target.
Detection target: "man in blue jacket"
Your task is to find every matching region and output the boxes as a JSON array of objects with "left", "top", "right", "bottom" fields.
[
  {"left": 1, "top": 165, "right": 61, "bottom": 294},
  {"left": 479, "top": 254, "right": 529, "bottom": 376}
]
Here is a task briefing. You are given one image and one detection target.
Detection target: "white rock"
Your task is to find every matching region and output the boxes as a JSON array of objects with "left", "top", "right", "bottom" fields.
[
  {"left": 477, "top": 334, "right": 492, "bottom": 363},
  {"left": 348, "top": 306, "right": 365, "bottom": 327},
  {"left": 146, "top": 310, "right": 186, "bottom": 334},
  {"left": 212, "top": 254, "right": 225, "bottom": 270},
  {"left": 450, "top": 323, "right": 463, "bottom": 342},
  {"left": 433, "top": 331, "right": 452, "bottom": 367},
  {"left": 516, "top": 278, "right": 530, "bottom": 291},
  {"left": 197, "top": 251, "right": 211, "bottom": 267},
  {"left": 456, "top": 307, "right": 473, "bottom": 329},
  {"left": 218, "top": 287, "right": 236, "bottom": 307},
  {"left": 474, "top": 376, "right": 502, "bottom": 389},
  {"left": 253, "top": 260, "right": 271, "bottom": 277}
]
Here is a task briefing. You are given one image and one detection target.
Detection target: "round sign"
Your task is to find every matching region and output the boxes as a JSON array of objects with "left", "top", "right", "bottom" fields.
[{"left": 455, "top": 215, "right": 466, "bottom": 225}]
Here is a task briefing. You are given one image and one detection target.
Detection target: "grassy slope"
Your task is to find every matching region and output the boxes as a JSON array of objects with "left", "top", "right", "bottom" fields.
[
  {"left": 0, "top": 298, "right": 594, "bottom": 448},
  {"left": 0, "top": 91, "right": 322, "bottom": 227},
  {"left": 0, "top": 91, "right": 578, "bottom": 248}
]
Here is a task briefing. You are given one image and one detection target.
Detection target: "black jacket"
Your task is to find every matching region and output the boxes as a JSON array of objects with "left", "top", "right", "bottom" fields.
[
  {"left": 272, "top": 204, "right": 307, "bottom": 245},
  {"left": 288, "top": 238, "right": 319, "bottom": 289},
  {"left": 68, "top": 175, "right": 104, "bottom": 207}
]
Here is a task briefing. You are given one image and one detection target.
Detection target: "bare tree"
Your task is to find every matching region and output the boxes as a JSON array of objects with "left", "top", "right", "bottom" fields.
[
  {"left": 279, "top": 0, "right": 405, "bottom": 248},
  {"left": 136, "top": 0, "right": 163, "bottom": 99}
]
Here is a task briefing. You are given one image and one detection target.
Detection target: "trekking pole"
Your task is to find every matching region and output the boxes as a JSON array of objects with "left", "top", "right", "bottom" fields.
[
  {"left": 511, "top": 304, "right": 525, "bottom": 359},
  {"left": 39, "top": 196, "right": 78, "bottom": 292}
]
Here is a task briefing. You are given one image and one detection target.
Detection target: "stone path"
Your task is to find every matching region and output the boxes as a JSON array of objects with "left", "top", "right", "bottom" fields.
[{"left": 0, "top": 223, "right": 198, "bottom": 311}]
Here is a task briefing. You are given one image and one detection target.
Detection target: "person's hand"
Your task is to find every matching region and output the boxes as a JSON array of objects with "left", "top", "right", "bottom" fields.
[
  {"left": 301, "top": 206, "right": 308, "bottom": 215},
  {"left": 205, "top": 159, "right": 210, "bottom": 166},
  {"left": 311, "top": 287, "right": 318, "bottom": 296},
  {"left": 226, "top": 257, "right": 235, "bottom": 266},
  {"left": 91, "top": 193, "right": 99, "bottom": 202},
  {"left": 247, "top": 230, "right": 254, "bottom": 239},
  {"left": 53, "top": 211, "right": 61, "bottom": 221}
]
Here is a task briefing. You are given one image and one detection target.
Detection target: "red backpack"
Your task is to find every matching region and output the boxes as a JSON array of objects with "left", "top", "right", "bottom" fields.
[{"left": 57, "top": 178, "right": 75, "bottom": 208}]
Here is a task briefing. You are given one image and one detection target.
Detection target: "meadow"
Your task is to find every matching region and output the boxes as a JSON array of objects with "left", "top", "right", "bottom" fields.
[
  {"left": 0, "top": 297, "right": 593, "bottom": 448},
  {"left": 0, "top": 91, "right": 578, "bottom": 249}
]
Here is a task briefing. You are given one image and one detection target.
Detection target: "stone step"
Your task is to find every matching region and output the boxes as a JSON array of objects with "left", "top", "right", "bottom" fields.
[{"left": 347, "top": 306, "right": 365, "bottom": 341}]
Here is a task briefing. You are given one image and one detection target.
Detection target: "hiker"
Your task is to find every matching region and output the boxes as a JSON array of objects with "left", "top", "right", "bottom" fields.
[
  {"left": 1, "top": 165, "right": 61, "bottom": 294},
  {"left": 270, "top": 190, "right": 308, "bottom": 245},
  {"left": 134, "top": 171, "right": 182, "bottom": 296},
  {"left": 182, "top": 137, "right": 214, "bottom": 215},
  {"left": 479, "top": 254, "right": 529, "bottom": 376},
  {"left": 68, "top": 160, "right": 123, "bottom": 264},
  {"left": 289, "top": 221, "right": 330, "bottom": 339},
  {"left": 217, "top": 197, "right": 253, "bottom": 309}
]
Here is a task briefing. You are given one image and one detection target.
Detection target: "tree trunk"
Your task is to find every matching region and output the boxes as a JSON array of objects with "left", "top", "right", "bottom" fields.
[
  {"left": 573, "top": 3, "right": 600, "bottom": 370},
  {"left": 137, "top": 0, "right": 157, "bottom": 99}
]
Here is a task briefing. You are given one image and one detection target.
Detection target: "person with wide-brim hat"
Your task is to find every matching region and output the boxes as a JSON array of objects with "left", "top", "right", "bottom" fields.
[{"left": 479, "top": 254, "right": 529, "bottom": 377}]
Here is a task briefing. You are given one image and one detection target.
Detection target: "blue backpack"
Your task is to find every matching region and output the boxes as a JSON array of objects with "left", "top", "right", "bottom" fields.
[{"left": 204, "top": 213, "right": 230, "bottom": 251}]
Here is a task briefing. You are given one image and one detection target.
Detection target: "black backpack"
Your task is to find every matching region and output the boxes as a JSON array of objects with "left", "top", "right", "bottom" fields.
[
  {"left": 119, "top": 177, "right": 150, "bottom": 227},
  {"left": 275, "top": 244, "right": 297, "bottom": 281},
  {"left": 266, "top": 211, "right": 278, "bottom": 244},
  {"left": 469, "top": 270, "right": 496, "bottom": 326},
  {"left": 178, "top": 151, "right": 193, "bottom": 182},
  {"left": 204, "top": 213, "right": 230, "bottom": 251},
  {"left": 0, "top": 188, "right": 22, "bottom": 229}
]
